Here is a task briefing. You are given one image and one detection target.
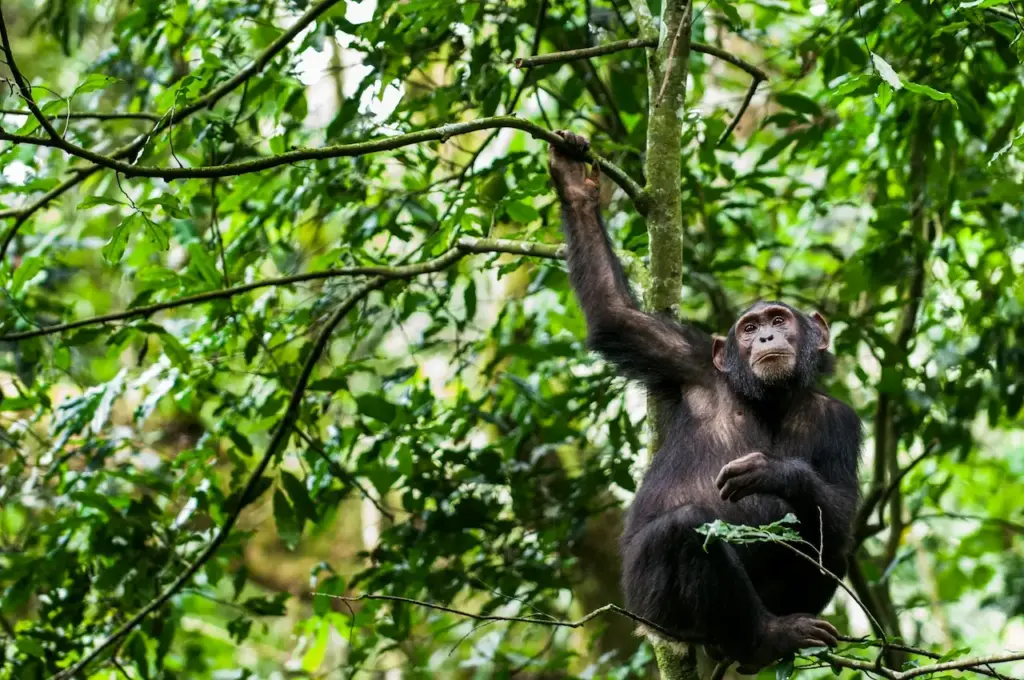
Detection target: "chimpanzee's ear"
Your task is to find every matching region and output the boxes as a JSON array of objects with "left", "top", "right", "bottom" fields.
[
  {"left": 712, "top": 336, "right": 728, "bottom": 372},
  {"left": 810, "top": 312, "right": 830, "bottom": 350}
]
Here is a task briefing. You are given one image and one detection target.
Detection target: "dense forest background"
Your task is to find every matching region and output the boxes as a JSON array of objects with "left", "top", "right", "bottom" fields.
[{"left": 1, "top": 0, "right": 1023, "bottom": 678}]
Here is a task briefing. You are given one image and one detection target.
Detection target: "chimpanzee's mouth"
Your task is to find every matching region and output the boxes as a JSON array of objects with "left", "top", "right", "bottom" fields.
[{"left": 754, "top": 352, "right": 793, "bottom": 365}]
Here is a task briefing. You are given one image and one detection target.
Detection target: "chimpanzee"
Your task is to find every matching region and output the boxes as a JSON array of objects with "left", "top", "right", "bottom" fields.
[{"left": 547, "top": 131, "right": 860, "bottom": 671}]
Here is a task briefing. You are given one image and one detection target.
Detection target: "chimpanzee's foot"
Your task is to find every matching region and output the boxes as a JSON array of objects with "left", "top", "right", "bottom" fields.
[{"left": 734, "top": 614, "right": 839, "bottom": 674}]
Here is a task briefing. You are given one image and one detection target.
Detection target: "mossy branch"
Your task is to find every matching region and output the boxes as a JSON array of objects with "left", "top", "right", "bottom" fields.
[{"left": 0, "top": 118, "right": 645, "bottom": 211}]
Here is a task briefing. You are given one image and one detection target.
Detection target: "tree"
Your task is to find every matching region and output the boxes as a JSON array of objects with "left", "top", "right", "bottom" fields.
[{"left": 1, "top": 0, "right": 1023, "bottom": 679}]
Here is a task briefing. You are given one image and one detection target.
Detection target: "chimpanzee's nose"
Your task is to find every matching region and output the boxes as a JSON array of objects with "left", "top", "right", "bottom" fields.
[{"left": 759, "top": 334, "right": 774, "bottom": 343}]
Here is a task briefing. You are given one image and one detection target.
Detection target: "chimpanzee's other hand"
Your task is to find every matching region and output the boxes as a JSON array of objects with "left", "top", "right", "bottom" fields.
[{"left": 715, "top": 452, "right": 781, "bottom": 502}]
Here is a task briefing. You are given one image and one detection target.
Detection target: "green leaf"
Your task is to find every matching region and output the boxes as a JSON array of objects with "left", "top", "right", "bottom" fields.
[
  {"left": 505, "top": 201, "right": 540, "bottom": 224},
  {"left": 875, "top": 82, "right": 892, "bottom": 112},
  {"left": 775, "top": 658, "right": 795, "bottom": 680},
  {"left": 54, "top": 346, "right": 71, "bottom": 370},
  {"left": 141, "top": 216, "right": 171, "bottom": 252},
  {"left": 242, "top": 593, "right": 288, "bottom": 616},
  {"left": 0, "top": 395, "right": 37, "bottom": 411},
  {"left": 828, "top": 74, "right": 874, "bottom": 100},
  {"left": 75, "top": 74, "right": 119, "bottom": 95},
  {"left": 464, "top": 280, "right": 477, "bottom": 321},
  {"left": 357, "top": 394, "right": 397, "bottom": 423},
  {"left": 103, "top": 218, "right": 133, "bottom": 263},
  {"left": 904, "top": 81, "right": 957, "bottom": 106},
  {"left": 79, "top": 195, "right": 125, "bottom": 210},
  {"left": 11, "top": 256, "right": 43, "bottom": 294},
  {"left": 870, "top": 52, "right": 902, "bottom": 90},
  {"left": 309, "top": 377, "right": 349, "bottom": 392},
  {"left": 226, "top": 426, "right": 253, "bottom": 457},
  {"left": 273, "top": 488, "right": 302, "bottom": 550},
  {"left": 775, "top": 92, "right": 820, "bottom": 116},
  {"left": 938, "top": 20, "right": 970, "bottom": 33},
  {"left": 140, "top": 195, "right": 188, "bottom": 219},
  {"left": 281, "top": 470, "right": 318, "bottom": 523},
  {"left": 188, "top": 242, "right": 222, "bottom": 286},
  {"left": 158, "top": 331, "right": 192, "bottom": 370},
  {"left": 959, "top": 0, "right": 1011, "bottom": 8},
  {"left": 712, "top": 0, "right": 743, "bottom": 26},
  {"left": 757, "top": 135, "right": 797, "bottom": 165},
  {"left": 16, "top": 636, "right": 45, "bottom": 658}
]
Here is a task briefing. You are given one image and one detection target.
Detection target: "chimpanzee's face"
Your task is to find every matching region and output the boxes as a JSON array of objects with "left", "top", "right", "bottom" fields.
[
  {"left": 734, "top": 304, "right": 801, "bottom": 383},
  {"left": 712, "top": 301, "right": 832, "bottom": 402}
]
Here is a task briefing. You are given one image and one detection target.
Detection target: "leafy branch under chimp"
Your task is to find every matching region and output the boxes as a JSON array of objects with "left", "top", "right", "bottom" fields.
[{"left": 315, "top": 518, "right": 1024, "bottom": 680}]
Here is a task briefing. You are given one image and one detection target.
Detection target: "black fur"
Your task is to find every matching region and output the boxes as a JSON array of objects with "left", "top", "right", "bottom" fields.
[{"left": 548, "top": 134, "right": 861, "bottom": 667}]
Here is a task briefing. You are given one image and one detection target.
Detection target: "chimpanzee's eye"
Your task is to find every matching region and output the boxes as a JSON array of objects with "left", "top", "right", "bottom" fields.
[
  {"left": 744, "top": 323, "right": 757, "bottom": 333},
  {"left": 772, "top": 316, "right": 785, "bottom": 326}
]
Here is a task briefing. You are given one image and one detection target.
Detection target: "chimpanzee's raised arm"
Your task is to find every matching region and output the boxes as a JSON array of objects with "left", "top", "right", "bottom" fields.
[{"left": 548, "top": 132, "right": 711, "bottom": 390}]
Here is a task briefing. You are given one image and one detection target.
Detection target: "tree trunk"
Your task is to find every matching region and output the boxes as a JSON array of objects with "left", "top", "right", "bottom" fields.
[{"left": 631, "top": 0, "right": 696, "bottom": 677}]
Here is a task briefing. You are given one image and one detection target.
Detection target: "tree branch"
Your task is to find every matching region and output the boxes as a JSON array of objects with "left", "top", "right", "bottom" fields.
[
  {"left": 716, "top": 76, "right": 763, "bottom": 147},
  {"left": 516, "top": 37, "right": 768, "bottom": 81},
  {"left": 513, "top": 36, "right": 768, "bottom": 148},
  {"left": 0, "top": 6, "right": 64, "bottom": 141},
  {"left": 515, "top": 38, "right": 656, "bottom": 68},
  {"left": 316, "top": 593, "right": 700, "bottom": 645},
  {"left": 837, "top": 636, "right": 1015, "bottom": 680},
  {"left": 822, "top": 650, "right": 1024, "bottom": 680},
  {"left": 0, "top": 109, "right": 161, "bottom": 122},
  {"left": 0, "top": 117, "right": 646, "bottom": 211},
  {"left": 53, "top": 276, "right": 383, "bottom": 679},
  {"left": 311, "top": 592, "right": 1024, "bottom": 680},
  {"left": 0, "top": 237, "right": 565, "bottom": 342}
]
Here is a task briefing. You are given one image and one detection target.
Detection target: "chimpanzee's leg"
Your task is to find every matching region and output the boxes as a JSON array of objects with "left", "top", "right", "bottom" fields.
[
  {"left": 621, "top": 505, "right": 763, "bottom": 656},
  {"left": 620, "top": 505, "right": 839, "bottom": 667}
]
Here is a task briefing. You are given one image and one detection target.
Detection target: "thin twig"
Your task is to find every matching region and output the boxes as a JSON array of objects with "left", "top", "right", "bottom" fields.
[
  {"left": 516, "top": 38, "right": 655, "bottom": 68},
  {"left": 822, "top": 650, "right": 1024, "bottom": 680},
  {"left": 0, "top": 237, "right": 565, "bottom": 342},
  {"left": 716, "top": 76, "right": 763, "bottom": 147},
  {"left": 316, "top": 593, "right": 699, "bottom": 644},
  {"left": 874, "top": 443, "right": 939, "bottom": 514},
  {"left": 0, "top": 109, "right": 161, "bottom": 121},
  {"left": 293, "top": 426, "right": 396, "bottom": 522},
  {"left": 516, "top": 38, "right": 768, "bottom": 81},
  {"left": 0, "top": 7, "right": 63, "bottom": 141}
]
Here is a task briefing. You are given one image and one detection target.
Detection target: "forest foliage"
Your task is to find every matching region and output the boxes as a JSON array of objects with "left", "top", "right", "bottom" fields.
[{"left": 0, "top": 0, "right": 1023, "bottom": 678}]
